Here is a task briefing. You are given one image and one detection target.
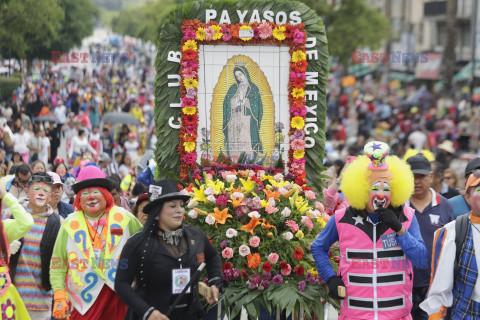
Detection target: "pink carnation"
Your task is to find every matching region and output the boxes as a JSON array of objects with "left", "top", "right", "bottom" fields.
[
  {"left": 315, "top": 201, "right": 325, "bottom": 212},
  {"left": 222, "top": 247, "right": 234, "bottom": 259},
  {"left": 258, "top": 22, "right": 273, "bottom": 39},
  {"left": 301, "top": 216, "right": 314, "bottom": 231},
  {"left": 268, "top": 253, "right": 279, "bottom": 264},
  {"left": 293, "top": 29, "right": 306, "bottom": 45},
  {"left": 266, "top": 205, "right": 279, "bottom": 214},
  {"left": 286, "top": 220, "right": 299, "bottom": 233},
  {"left": 205, "top": 27, "right": 214, "bottom": 41},
  {"left": 290, "top": 139, "right": 306, "bottom": 151},
  {"left": 182, "top": 152, "right": 197, "bottom": 165},
  {"left": 304, "top": 190, "right": 316, "bottom": 200},
  {"left": 280, "top": 263, "right": 292, "bottom": 276},
  {"left": 249, "top": 236, "right": 261, "bottom": 248}
]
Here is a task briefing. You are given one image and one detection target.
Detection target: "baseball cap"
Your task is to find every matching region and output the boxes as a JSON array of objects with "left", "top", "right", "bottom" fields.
[
  {"left": 47, "top": 172, "right": 63, "bottom": 186},
  {"left": 99, "top": 153, "right": 111, "bottom": 162},
  {"left": 406, "top": 153, "right": 431, "bottom": 175},
  {"left": 466, "top": 170, "right": 480, "bottom": 191},
  {"left": 465, "top": 157, "right": 480, "bottom": 178}
]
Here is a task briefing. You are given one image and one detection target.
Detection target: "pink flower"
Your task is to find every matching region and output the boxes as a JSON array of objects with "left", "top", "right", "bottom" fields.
[
  {"left": 181, "top": 60, "right": 198, "bottom": 69},
  {"left": 280, "top": 263, "right": 292, "bottom": 276},
  {"left": 315, "top": 201, "right": 325, "bottom": 212},
  {"left": 188, "top": 209, "right": 198, "bottom": 219},
  {"left": 182, "top": 152, "right": 197, "bottom": 165},
  {"left": 268, "top": 253, "right": 279, "bottom": 264},
  {"left": 290, "top": 71, "right": 306, "bottom": 81},
  {"left": 249, "top": 236, "right": 261, "bottom": 247},
  {"left": 185, "top": 88, "right": 197, "bottom": 99},
  {"left": 282, "top": 232, "right": 294, "bottom": 241},
  {"left": 301, "top": 216, "right": 314, "bottom": 231},
  {"left": 258, "top": 22, "right": 273, "bottom": 39},
  {"left": 221, "top": 25, "right": 232, "bottom": 41},
  {"left": 222, "top": 247, "right": 234, "bottom": 259},
  {"left": 304, "top": 190, "right": 316, "bottom": 200},
  {"left": 290, "top": 106, "right": 307, "bottom": 117},
  {"left": 182, "top": 68, "right": 197, "bottom": 79},
  {"left": 266, "top": 205, "right": 279, "bottom": 214},
  {"left": 181, "top": 97, "right": 195, "bottom": 107},
  {"left": 185, "top": 124, "right": 196, "bottom": 134},
  {"left": 256, "top": 170, "right": 266, "bottom": 178},
  {"left": 290, "top": 139, "right": 306, "bottom": 151},
  {"left": 293, "top": 29, "right": 306, "bottom": 45},
  {"left": 286, "top": 220, "right": 299, "bottom": 233},
  {"left": 239, "top": 245, "right": 251, "bottom": 257},
  {"left": 183, "top": 29, "right": 196, "bottom": 40},
  {"left": 205, "top": 27, "right": 214, "bottom": 41}
]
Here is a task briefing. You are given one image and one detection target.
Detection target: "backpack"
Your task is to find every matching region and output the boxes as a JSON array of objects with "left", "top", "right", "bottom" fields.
[{"left": 454, "top": 214, "right": 470, "bottom": 275}]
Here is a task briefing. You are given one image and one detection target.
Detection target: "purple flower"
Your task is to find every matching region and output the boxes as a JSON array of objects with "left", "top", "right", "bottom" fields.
[
  {"left": 250, "top": 274, "right": 262, "bottom": 285},
  {"left": 256, "top": 186, "right": 264, "bottom": 192},
  {"left": 285, "top": 173, "right": 295, "bottom": 180},
  {"left": 186, "top": 88, "right": 197, "bottom": 100},
  {"left": 247, "top": 281, "right": 257, "bottom": 290},
  {"left": 235, "top": 205, "right": 248, "bottom": 217},
  {"left": 261, "top": 280, "right": 271, "bottom": 289},
  {"left": 305, "top": 272, "right": 316, "bottom": 285},
  {"left": 220, "top": 241, "right": 228, "bottom": 249},
  {"left": 216, "top": 195, "right": 228, "bottom": 207},
  {"left": 232, "top": 268, "right": 240, "bottom": 278},
  {"left": 290, "top": 129, "right": 306, "bottom": 141},
  {"left": 298, "top": 280, "right": 306, "bottom": 292},
  {"left": 262, "top": 271, "right": 272, "bottom": 280},
  {"left": 272, "top": 274, "right": 284, "bottom": 285},
  {"left": 224, "top": 269, "right": 233, "bottom": 281}
]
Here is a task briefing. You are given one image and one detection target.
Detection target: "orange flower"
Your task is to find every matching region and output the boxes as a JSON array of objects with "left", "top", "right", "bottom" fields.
[
  {"left": 210, "top": 207, "right": 232, "bottom": 228},
  {"left": 264, "top": 188, "right": 281, "bottom": 201},
  {"left": 262, "top": 220, "right": 277, "bottom": 230},
  {"left": 229, "top": 196, "right": 244, "bottom": 208},
  {"left": 247, "top": 253, "right": 261, "bottom": 269},
  {"left": 185, "top": 183, "right": 195, "bottom": 192},
  {"left": 282, "top": 189, "right": 295, "bottom": 198},
  {"left": 241, "top": 216, "right": 264, "bottom": 235},
  {"left": 293, "top": 247, "right": 304, "bottom": 260}
]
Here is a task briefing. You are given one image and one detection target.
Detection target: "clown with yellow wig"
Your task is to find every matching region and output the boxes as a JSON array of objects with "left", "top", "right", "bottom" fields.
[{"left": 312, "top": 141, "right": 428, "bottom": 320}]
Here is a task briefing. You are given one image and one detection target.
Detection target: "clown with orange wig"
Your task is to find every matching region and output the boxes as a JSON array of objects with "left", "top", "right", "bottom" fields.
[
  {"left": 49, "top": 166, "right": 143, "bottom": 320},
  {"left": 312, "top": 141, "right": 428, "bottom": 320}
]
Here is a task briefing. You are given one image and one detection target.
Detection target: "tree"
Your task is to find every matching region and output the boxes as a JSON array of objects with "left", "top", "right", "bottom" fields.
[
  {"left": 443, "top": 0, "right": 457, "bottom": 94},
  {"left": 0, "top": 0, "right": 64, "bottom": 58},
  {"left": 300, "top": 0, "right": 391, "bottom": 67}
]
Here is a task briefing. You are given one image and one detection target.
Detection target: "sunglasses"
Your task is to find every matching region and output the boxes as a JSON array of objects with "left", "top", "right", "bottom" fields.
[
  {"left": 17, "top": 177, "right": 29, "bottom": 185},
  {"left": 28, "top": 175, "right": 53, "bottom": 185}
]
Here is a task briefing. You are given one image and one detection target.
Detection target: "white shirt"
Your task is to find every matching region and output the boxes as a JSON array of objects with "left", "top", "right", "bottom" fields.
[
  {"left": 39, "top": 137, "right": 50, "bottom": 164},
  {"left": 420, "top": 216, "right": 480, "bottom": 316},
  {"left": 54, "top": 104, "right": 67, "bottom": 124},
  {"left": 13, "top": 131, "right": 30, "bottom": 154},
  {"left": 124, "top": 140, "right": 139, "bottom": 160},
  {"left": 68, "top": 136, "right": 97, "bottom": 158}
]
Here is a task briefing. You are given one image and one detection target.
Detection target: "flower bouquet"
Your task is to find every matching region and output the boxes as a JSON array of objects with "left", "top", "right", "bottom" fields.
[{"left": 180, "top": 163, "right": 339, "bottom": 319}]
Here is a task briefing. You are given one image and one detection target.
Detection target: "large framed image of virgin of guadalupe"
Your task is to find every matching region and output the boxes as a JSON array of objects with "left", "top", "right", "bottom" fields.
[{"left": 154, "top": 0, "right": 329, "bottom": 191}]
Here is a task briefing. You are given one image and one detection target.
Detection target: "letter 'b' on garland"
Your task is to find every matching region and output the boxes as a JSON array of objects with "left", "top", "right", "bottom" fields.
[{"left": 154, "top": 0, "right": 328, "bottom": 193}]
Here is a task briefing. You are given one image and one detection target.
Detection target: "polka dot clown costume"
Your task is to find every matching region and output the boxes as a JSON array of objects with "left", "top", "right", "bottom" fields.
[
  {"left": 311, "top": 141, "right": 428, "bottom": 320},
  {"left": 49, "top": 166, "right": 143, "bottom": 320}
]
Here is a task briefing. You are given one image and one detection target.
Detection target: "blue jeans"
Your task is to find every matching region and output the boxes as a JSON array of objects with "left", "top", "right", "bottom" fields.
[{"left": 412, "top": 286, "right": 429, "bottom": 320}]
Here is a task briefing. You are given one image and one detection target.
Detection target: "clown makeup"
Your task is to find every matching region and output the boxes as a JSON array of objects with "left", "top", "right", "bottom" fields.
[
  {"left": 469, "top": 186, "right": 480, "bottom": 216},
  {"left": 29, "top": 182, "right": 51, "bottom": 208},
  {"left": 79, "top": 187, "right": 107, "bottom": 217},
  {"left": 366, "top": 180, "right": 392, "bottom": 212},
  {"left": 56, "top": 164, "right": 66, "bottom": 177}
]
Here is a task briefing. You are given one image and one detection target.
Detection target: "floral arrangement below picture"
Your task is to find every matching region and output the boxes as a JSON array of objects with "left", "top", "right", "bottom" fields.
[
  {"left": 178, "top": 19, "right": 309, "bottom": 186},
  {"left": 180, "top": 162, "right": 339, "bottom": 318}
]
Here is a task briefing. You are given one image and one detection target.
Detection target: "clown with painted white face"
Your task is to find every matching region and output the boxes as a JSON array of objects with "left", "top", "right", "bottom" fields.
[
  {"left": 49, "top": 165, "right": 142, "bottom": 320},
  {"left": 3, "top": 172, "right": 62, "bottom": 320},
  {"left": 311, "top": 141, "right": 428, "bottom": 320},
  {"left": 421, "top": 170, "right": 480, "bottom": 318}
]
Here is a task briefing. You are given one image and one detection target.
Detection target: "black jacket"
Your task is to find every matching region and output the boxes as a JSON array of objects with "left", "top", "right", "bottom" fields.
[{"left": 115, "top": 224, "right": 222, "bottom": 320}]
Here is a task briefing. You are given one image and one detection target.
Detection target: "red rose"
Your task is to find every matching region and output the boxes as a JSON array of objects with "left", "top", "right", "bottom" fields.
[
  {"left": 294, "top": 266, "right": 304, "bottom": 276},
  {"left": 293, "top": 247, "right": 304, "bottom": 260},
  {"left": 241, "top": 270, "right": 248, "bottom": 279},
  {"left": 222, "top": 262, "right": 232, "bottom": 272},
  {"left": 279, "top": 262, "right": 288, "bottom": 270},
  {"left": 262, "top": 262, "right": 272, "bottom": 273}
]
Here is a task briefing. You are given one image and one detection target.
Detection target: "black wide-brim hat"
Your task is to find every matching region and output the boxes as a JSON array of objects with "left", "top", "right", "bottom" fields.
[
  {"left": 72, "top": 165, "right": 113, "bottom": 194},
  {"left": 143, "top": 178, "right": 190, "bottom": 214}
]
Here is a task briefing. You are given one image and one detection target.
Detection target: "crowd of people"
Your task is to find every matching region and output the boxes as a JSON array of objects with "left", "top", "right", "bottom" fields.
[{"left": 1, "top": 29, "right": 480, "bottom": 320}]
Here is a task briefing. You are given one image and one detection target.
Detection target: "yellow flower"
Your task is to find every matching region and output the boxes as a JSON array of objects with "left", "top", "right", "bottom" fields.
[
  {"left": 268, "top": 179, "right": 289, "bottom": 188},
  {"left": 295, "top": 230, "right": 304, "bottom": 239},
  {"left": 291, "top": 88, "right": 305, "bottom": 99},
  {"left": 262, "top": 175, "right": 274, "bottom": 181},
  {"left": 273, "top": 26, "right": 286, "bottom": 40},
  {"left": 291, "top": 116, "right": 305, "bottom": 130},
  {"left": 206, "top": 179, "right": 224, "bottom": 195},
  {"left": 196, "top": 27, "right": 206, "bottom": 41},
  {"left": 192, "top": 185, "right": 206, "bottom": 203},
  {"left": 293, "top": 150, "right": 305, "bottom": 159},
  {"left": 183, "top": 107, "right": 196, "bottom": 115},
  {"left": 239, "top": 25, "right": 252, "bottom": 41},
  {"left": 295, "top": 197, "right": 310, "bottom": 213},
  {"left": 308, "top": 268, "right": 319, "bottom": 278},
  {"left": 292, "top": 50, "right": 307, "bottom": 63},
  {"left": 317, "top": 217, "right": 327, "bottom": 229},
  {"left": 240, "top": 178, "right": 255, "bottom": 193},
  {"left": 261, "top": 200, "right": 268, "bottom": 208},
  {"left": 183, "top": 78, "right": 198, "bottom": 89},
  {"left": 211, "top": 25, "right": 223, "bottom": 40},
  {"left": 182, "top": 40, "right": 197, "bottom": 52},
  {"left": 183, "top": 141, "right": 196, "bottom": 152}
]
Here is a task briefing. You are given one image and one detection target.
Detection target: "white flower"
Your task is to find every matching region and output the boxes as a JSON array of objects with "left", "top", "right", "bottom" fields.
[
  {"left": 188, "top": 210, "right": 198, "bottom": 219},
  {"left": 226, "top": 175, "right": 237, "bottom": 183},
  {"left": 282, "top": 232, "right": 294, "bottom": 241},
  {"left": 274, "top": 173, "right": 284, "bottom": 181},
  {"left": 207, "top": 195, "right": 216, "bottom": 203},
  {"left": 248, "top": 211, "right": 260, "bottom": 219},
  {"left": 180, "top": 189, "right": 189, "bottom": 195},
  {"left": 268, "top": 198, "right": 276, "bottom": 207},
  {"left": 281, "top": 207, "right": 291, "bottom": 217},
  {"left": 252, "top": 196, "right": 261, "bottom": 205},
  {"left": 278, "top": 187, "right": 288, "bottom": 195},
  {"left": 308, "top": 209, "right": 321, "bottom": 218},
  {"left": 206, "top": 173, "right": 214, "bottom": 180},
  {"left": 205, "top": 215, "right": 216, "bottom": 225},
  {"left": 226, "top": 228, "right": 238, "bottom": 238},
  {"left": 239, "top": 245, "right": 251, "bottom": 257},
  {"left": 10, "top": 240, "right": 21, "bottom": 255},
  {"left": 233, "top": 192, "right": 244, "bottom": 199},
  {"left": 187, "top": 199, "right": 198, "bottom": 208},
  {"left": 204, "top": 186, "right": 215, "bottom": 196}
]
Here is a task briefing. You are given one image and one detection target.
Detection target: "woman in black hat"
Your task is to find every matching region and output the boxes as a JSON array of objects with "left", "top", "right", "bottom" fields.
[{"left": 115, "top": 179, "right": 223, "bottom": 320}]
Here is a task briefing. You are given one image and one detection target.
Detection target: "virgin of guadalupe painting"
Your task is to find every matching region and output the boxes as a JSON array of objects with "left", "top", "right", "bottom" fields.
[{"left": 210, "top": 55, "right": 274, "bottom": 162}]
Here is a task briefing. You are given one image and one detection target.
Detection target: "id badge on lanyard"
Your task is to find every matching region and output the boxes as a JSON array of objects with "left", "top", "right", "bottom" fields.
[{"left": 172, "top": 268, "right": 191, "bottom": 294}]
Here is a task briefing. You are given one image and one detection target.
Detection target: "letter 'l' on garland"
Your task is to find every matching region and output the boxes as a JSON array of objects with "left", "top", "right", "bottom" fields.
[{"left": 154, "top": 0, "right": 328, "bottom": 191}]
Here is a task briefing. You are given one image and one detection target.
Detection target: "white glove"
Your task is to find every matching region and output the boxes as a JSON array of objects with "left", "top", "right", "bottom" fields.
[{"left": 10, "top": 240, "right": 21, "bottom": 255}]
